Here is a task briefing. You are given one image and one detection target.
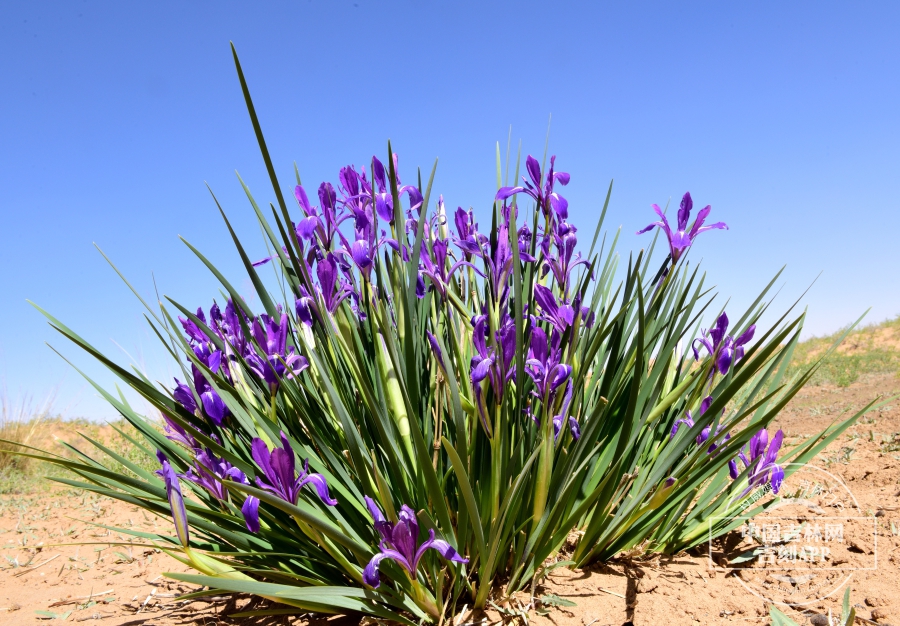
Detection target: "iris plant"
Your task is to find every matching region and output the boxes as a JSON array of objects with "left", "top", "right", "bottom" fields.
[{"left": 30, "top": 59, "right": 863, "bottom": 623}]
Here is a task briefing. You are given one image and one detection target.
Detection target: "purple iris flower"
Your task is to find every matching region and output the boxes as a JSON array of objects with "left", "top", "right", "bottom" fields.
[
  {"left": 245, "top": 313, "right": 309, "bottom": 391},
  {"left": 525, "top": 326, "right": 572, "bottom": 401},
  {"left": 170, "top": 304, "right": 234, "bottom": 426},
  {"left": 251, "top": 432, "right": 337, "bottom": 505},
  {"left": 155, "top": 451, "right": 190, "bottom": 548},
  {"left": 362, "top": 497, "right": 467, "bottom": 588},
  {"left": 541, "top": 222, "right": 588, "bottom": 294},
  {"left": 163, "top": 415, "right": 200, "bottom": 449},
  {"left": 179, "top": 307, "right": 210, "bottom": 344},
  {"left": 730, "top": 428, "right": 785, "bottom": 494},
  {"left": 172, "top": 358, "right": 228, "bottom": 427},
  {"left": 242, "top": 433, "right": 337, "bottom": 533},
  {"left": 670, "top": 413, "right": 695, "bottom": 439},
  {"left": 295, "top": 285, "right": 316, "bottom": 327},
  {"left": 496, "top": 155, "right": 570, "bottom": 222},
  {"left": 516, "top": 225, "right": 537, "bottom": 263},
  {"left": 533, "top": 285, "right": 576, "bottom": 333},
  {"left": 468, "top": 315, "right": 517, "bottom": 438},
  {"left": 350, "top": 239, "right": 374, "bottom": 278},
  {"left": 338, "top": 164, "right": 371, "bottom": 226},
  {"left": 372, "top": 156, "right": 395, "bottom": 224},
  {"left": 670, "top": 396, "right": 729, "bottom": 453},
  {"left": 294, "top": 254, "right": 355, "bottom": 327},
  {"left": 449, "top": 205, "right": 530, "bottom": 305},
  {"left": 420, "top": 236, "right": 481, "bottom": 300},
  {"left": 692, "top": 312, "right": 756, "bottom": 375},
  {"left": 295, "top": 185, "right": 323, "bottom": 241},
  {"left": 452, "top": 207, "right": 487, "bottom": 259},
  {"left": 172, "top": 378, "right": 198, "bottom": 415},
  {"left": 370, "top": 155, "right": 423, "bottom": 225},
  {"left": 636, "top": 192, "right": 727, "bottom": 262},
  {"left": 212, "top": 299, "right": 252, "bottom": 358},
  {"left": 550, "top": 380, "right": 580, "bottom": 441},
  {"left": 317, "top": 253, "right": 353, "bottom": 314},
  {"left": 182, "top": 447, "right": 248, "bottom": 502}
]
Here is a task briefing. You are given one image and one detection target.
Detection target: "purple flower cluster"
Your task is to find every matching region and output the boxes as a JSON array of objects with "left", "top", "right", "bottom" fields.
[
  {"left": 249, "top": 153, "right": 593, "bottom": 449},
  {"left": 155, "top": 429, "right": 337, "bottom": 538},
  {"left": 525, "top": 327, "right": 580, "bottom": 441},
  {"left": 251, "top": 155, "right": 436, "bottom": 325},
  {"left": 174, "top": 301, "right": 309, "bottom": 426},
  {"left": 155, "top": 149, "right": 751, "bottom": 586},
  {"left": 670, "top": 394, "right": 784, "bottom": 495},
  {"left": 466, "top": 155, "right": 594, "bottom": 441}
]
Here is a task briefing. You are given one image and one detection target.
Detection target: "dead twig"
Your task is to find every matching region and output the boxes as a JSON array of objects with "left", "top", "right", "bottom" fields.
[
  {"left": 48, "top": 589, "right": 115, "bottom": 607},
  {"left": 13, "top": 553, "right": 60, "bottom": 577}
]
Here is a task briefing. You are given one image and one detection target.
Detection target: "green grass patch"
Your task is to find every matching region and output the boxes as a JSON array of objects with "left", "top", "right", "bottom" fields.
[{"left": 788, "top": 315, "right": 900, "bottom": 387}]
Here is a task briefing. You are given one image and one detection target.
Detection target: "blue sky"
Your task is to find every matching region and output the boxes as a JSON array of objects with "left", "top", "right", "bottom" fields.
[{"left": 1, "top": 1, "right": 898, "bottom": 421}]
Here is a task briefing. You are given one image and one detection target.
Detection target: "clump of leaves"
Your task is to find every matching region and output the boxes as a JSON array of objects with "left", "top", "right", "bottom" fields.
[{"left": 19, "top": 45, "right": 871, "bottom": 622}]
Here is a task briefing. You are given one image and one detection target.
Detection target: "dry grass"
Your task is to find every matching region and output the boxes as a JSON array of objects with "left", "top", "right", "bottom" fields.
[
  {"left": 0, "top": 392, "right": 57, "bottom": 475},
  {"left": 0, "top": 390, "right": 161, "bottom": 495}
]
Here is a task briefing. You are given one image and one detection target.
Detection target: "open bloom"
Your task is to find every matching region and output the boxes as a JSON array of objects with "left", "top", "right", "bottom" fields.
[
  {"left": 362, "top": 497, "right": 467, "bottom": 588},
  {"left": 155, "top": 451, "right": 189, "bottom": 547},
  {"left": 495, "top": 155, "right": 570, "bottom": 222},
  {"left": 172, "top": 345, "right": 229, "bottom": 426},
  {"left": 637, "top": 192, "right": 727, "bottom": 262},
  {"left": 242, "top": 433, "right": 337, "bottom": 533},
  {"left": 162, "top": 415, "right": 199, "bottom": 449},
  {"left": 729, "top": 428, "right": 785, "bottom": 494},
  {"left": 451, "top": 207, "right": 487, "bottom": 259},
  {"left": 246, "top": 313, "right": 309, "bottom": 391},
  {"left": 420, "top": 236, "right": 480, "bottom": 300},
  {"left": 533, "top": 285, "right": 576, "bottom": 333},
  {"left": 251, "top": 432, "right": 337, "bottom": 506},
  {"left": 692, "top": 312, "right": 755, "bottom": 375},
  {"left": 541, "top": 221, "right": 588, "bottom": 295},
  {"left": 525, "top": 326, "right": 571, "bottom": 402},
  {"left": 182, "top": 447, "right": 247, "bottom": 502}
]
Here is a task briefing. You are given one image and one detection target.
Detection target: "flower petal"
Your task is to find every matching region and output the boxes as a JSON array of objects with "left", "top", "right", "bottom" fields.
[
  {"left": 568, "top": 416, "right": 581, "bottom": 440},
  {"left": 242, "top": 496, "right": 260, "bottom": 533},
  {"left": 770, "top": 464, "right": 785, "bottom": 494},
  {"left": 495, "top": 186, "right": 524, "bottom": 201},
  {"left": 728, "top": 459, "right": 739, "bottom": 479},
  {"left": 677, "top": 192, "right": 693, "bottom": 231},
  {"left": 200, "top": 390, "right": 226, "bottom": 425},
  {"left": 300, "top": 472, "right": 338, "bottom": 506},
  {"left": 525, "top": 155, "right": 542, "bottom": 188},
  {"left": 735, "top": 324, "right": 756, "bottom": 347},
  {"left": 765, "top": 429, "right": 784, "bottom": 466},
  {"left": 363, "top": 552, "right": 387, "bottom": 588}
]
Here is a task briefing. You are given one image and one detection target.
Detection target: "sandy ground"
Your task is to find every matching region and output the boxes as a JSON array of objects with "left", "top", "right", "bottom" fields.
[{"left": 1, "top": 373, "right": 898, "bottom": 625}]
